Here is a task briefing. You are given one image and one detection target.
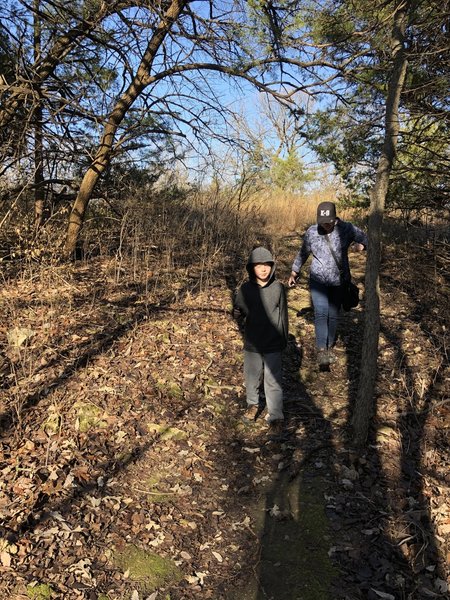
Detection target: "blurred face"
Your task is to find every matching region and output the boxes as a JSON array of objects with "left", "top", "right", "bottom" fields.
[
  {"left": 321, "top": 220, "right": 336, "bottom": 233},
  {"left": 253, "top": 262, "right": 272, "bottom": 284}
]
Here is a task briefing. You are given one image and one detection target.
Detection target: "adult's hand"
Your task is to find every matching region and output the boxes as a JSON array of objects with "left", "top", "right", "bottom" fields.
[
  {"left": 353, "top": 243, "right": 365, "bottom": 252},
  {"left": 288, "top": 272, "right": 298, "bottom": 287}
]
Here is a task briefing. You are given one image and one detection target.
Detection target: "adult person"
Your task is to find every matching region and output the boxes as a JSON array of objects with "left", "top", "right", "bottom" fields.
[{"left": 288, "top": 201, "right": 367, "bottom": 368}]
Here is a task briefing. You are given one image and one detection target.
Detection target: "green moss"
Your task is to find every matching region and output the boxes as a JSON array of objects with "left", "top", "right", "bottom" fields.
[
  {"left": 147, "top": 422, "right": 187, "bottom": 441},
  {"left": 26, "top": 583, "right": 53, "bottom": 599},
  {"left": 157, "top": 332, "right": 171, "bottom": 344},
  {"left": 230, "top": 475, "right": 338, "bottom": 600},
  {"left": 203, "top": 377, "right": 236, "bottom": 400},
  {"left": 205, "top": 399, "right": 228, "bottom": 415},
  {"left": 300, "top": 367, "right": 316, "bottom": 383},
  {"left": 44, "top": 409, "right": 61, "bottom": 434},
  {"left": 114, "top": 450, "right": 133, "bottom": 464},
  {"left": 74, "top": 402, "right": 107, "bottom": 432},
  {"left": 142, "top": 474, "right": 174, "bottom": 503},
  {"left": 114, "top": 545, "right": 182, "bottom": 593},
  {"left": 168, "top": 382, "right": 183, "bottom": 399},
  {"left": 155, "top": 379, "right": 184, "bottom": 400}
]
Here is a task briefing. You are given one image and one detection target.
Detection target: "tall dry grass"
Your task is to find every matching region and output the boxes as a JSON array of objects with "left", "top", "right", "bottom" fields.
[
  {"left": 251, "top": 187, "right": 357, "bottom": 235},
  {"left": 0, "top": 181, "right": 367, "bottom": 293},
  {"left": 78, "top": 186, "right": 267, "bottom": 292}
]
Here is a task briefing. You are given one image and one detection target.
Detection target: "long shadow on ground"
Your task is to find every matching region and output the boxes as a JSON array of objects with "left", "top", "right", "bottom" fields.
[{"left": 226, "top": 340, "right": 339, "bottom": 600}]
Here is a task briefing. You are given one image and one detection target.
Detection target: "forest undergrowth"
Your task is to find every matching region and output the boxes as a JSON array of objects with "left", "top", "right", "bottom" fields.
[{"left": 0, "top": 222, "right": 448, "bottom": 600}]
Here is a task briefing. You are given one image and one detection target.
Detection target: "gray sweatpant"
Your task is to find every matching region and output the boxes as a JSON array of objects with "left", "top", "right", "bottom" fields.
[{"left": 244, "top": 350, "right": 284, "bottom": 422}]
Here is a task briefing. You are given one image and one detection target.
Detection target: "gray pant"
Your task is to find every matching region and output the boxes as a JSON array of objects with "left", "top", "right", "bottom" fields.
[{"left": 244, "top": 350, "right": 284, "bottom": 422}]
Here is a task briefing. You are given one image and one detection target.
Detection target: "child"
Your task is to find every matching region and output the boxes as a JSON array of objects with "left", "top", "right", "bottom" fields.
[{"left": 234, "top": 247, "right": 288, "bottom": 435}]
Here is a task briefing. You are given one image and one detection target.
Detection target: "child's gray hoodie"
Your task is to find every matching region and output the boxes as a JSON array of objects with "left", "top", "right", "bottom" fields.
[{"left": 234, "top": 247, "right": 288, "bottom": 353}]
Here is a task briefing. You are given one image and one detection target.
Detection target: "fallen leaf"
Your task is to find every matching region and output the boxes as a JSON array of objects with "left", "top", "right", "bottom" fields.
[
  {"left": 268, "top": 504, "right": 281, "bottom": 517},
  {"left": 243, "top": 447, "right": 260, "bottom": 454},
  {"left": 370, "top": 590, "right": 395, "bottom": 600},
  {"left": 195, "top": 571, "right": 207, "bottom": 585},
  {"left": 7, "top": 327, "right": 35, "bottom": 348}
]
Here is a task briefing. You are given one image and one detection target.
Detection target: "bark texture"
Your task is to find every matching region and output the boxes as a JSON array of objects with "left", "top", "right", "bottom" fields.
[{"left": 352, "top": 2, "right": 411, "bottom": 446}]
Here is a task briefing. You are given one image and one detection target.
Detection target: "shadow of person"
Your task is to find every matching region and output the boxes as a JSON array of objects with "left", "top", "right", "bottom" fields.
[
  {"left": 228, "top": 322, "right": 420, "bottom": 600},
  {"left": 227, "top": 338, "right": 339, "bottom": 600}
]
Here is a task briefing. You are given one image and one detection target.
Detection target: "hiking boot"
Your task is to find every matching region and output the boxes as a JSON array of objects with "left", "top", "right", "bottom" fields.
[
  {"left": 242, "top": 405, "right": 259, "bottom": 423},
  {"left": 267, "top": 419, "right": 284, "bottom": 439},
  {"left": 317, "top": 349, "right": 330, "bottom": 368},
  {"left": 327, "top": 350, "right": 337, "bottom": 364}
]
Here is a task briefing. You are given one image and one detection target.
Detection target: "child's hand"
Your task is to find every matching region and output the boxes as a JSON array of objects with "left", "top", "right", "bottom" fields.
[{"left": 232, "top": 308, "right": 241, "bottom": 319}]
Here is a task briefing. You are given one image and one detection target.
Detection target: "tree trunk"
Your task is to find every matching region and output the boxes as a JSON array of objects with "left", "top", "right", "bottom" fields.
[
  {"left": 64, "top": 0, "right": 187, "bottom": 257},
  {"left": 33, "top": 0, "right": 45, "bottom": 231},
  {"left": 34, "top": 103, "right": 45, "bottom": 230},
  {"left": 352, "top": 3, "right": 411, "bottom": 446}
]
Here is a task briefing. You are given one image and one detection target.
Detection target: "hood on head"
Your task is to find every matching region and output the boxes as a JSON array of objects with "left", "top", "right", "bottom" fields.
[{"left": 246, "top": 247, "right": 275, "bottom": 281}]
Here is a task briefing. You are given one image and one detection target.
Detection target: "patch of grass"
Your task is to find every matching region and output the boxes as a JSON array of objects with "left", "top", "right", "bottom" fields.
[{"left": 113, "top": 545, "right": 182, "bottom": 593}]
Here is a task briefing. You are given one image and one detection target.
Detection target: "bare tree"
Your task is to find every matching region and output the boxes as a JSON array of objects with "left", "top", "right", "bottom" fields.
[
  {"left": 61, "top": 0, "right": 351, "bottom": 255},
  {"left": 1, "top": 0, "right": 347, "bottom": 254},
  {"left": 64, "top": 0, "right": 188, "bottom": 255},
  {"left": 0, "top": 1, "right": 126, "bottom": 130},
  {"left": 0, "top": 1, "right": 138, "bottom": 231}
]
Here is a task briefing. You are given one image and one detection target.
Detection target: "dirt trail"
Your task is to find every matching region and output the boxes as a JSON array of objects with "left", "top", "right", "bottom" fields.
[{"left": 0, "top": 237, "right": 448, "bottom": 600}]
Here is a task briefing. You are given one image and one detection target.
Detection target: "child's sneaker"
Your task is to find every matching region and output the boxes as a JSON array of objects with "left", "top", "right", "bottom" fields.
[{"left": 242, "top": 405, "right": 258, "bottom": 423}]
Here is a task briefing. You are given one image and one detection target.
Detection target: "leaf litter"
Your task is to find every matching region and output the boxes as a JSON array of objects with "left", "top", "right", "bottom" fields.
[{"left": 0, "top": 239, "right": 448, "bottom": 599}]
